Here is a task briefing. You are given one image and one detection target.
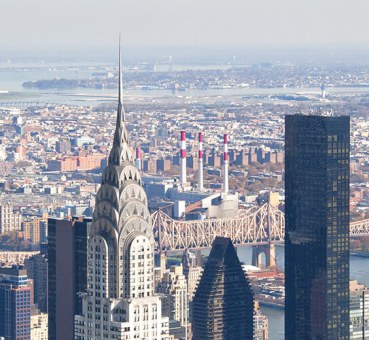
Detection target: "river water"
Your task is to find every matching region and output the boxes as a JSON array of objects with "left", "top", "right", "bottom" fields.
[
  {"left": 237, "top": 246, "right": 369, "bottom": 340},
  {"left": 2, "top": 63, "right": 369, "bottom": 106}
]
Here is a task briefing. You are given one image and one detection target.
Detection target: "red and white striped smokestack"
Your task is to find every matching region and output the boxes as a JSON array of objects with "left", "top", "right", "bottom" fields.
[
  {"left": 223, "top": 133, "right": 229, "bottom": 194},
  {"left": 198, "top": 132, "right": 204, "bottom": 191},
  {"left": 135, "top": 147, "right": 142, "bottom": 172},
  {"left": 180, "top": 131, "right": 187, "bottom": 185}
]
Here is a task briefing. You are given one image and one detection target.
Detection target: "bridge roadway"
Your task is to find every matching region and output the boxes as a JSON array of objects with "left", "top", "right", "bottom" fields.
[{"left": 152, "top": 203, "right": 369, "bottom": 252}]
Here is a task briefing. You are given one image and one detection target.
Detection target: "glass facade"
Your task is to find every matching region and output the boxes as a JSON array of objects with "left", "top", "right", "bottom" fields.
[
  {"left": 0, "top": 269, "right": 31, "bottom": 340},
  {"left": 25, "top": 253, "right": 48, "bottom": 313},
  {"left": 285, "top": 115, "right": 350, "bottom": 340},
  {"left": 48, "top": 217, "right": 90, "bottom": 340},
  {"left": 47, "top": 219, "right": 57, "bottom": 340},
  {"left": 192, "top": 237, "right": 254, "bottom": 339}
]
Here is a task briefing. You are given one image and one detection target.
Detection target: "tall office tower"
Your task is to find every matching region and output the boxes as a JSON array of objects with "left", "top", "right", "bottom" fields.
[
  {"left": 25, "top": 252, "right": 48, "bottom": 313},
  {"left": 285, "top": 114, "right": 350, "bottom": 339},
  {"left": 156, "top": 265, "right": 188, "bottom": 332},
  {"left": 182, "top": 250, "right": 203, "bottom": 302},
  {"left": 48, "top": 217, "right": 91, "bottom": 340},
  {"left": 0, "top": 267, "right": 32, "bottom": 340},
  {"left": 40, "top": 220, "right": 48, "bottom": 244},
  {"left": 74, "top": 46, "right": 169, "bottom": 339},
  {"left": 349, "top": 280, "right": 369, "bottom": 339},
  {"left": 192, "top": 237, "right": 254, "bottom": 339},
  {"left": 182, "top": 249, "right": 203, "bottom": 331}
]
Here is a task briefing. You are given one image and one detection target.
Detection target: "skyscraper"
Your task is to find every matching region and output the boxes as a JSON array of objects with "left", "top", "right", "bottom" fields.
[
  {"left": 156, "top": 265, "right": 188, "bottom": 335},
  {"left": 0, "top": 267, "right": 32, "bottom": 340},
  {"left": 285, "top": 114, "right": 350, "bottom": 339},
  {"left": 25, "top": 252, "right": 48, "bottom": 313},
  {"left": 48, "top": 217, "right": 91, "bottom": 340},
  {"left": 182, "top": 249, "right": 203, "bottom": 302},
  {"left": 74, "top": 45, "right": 169, "bottom": 339},
  {"left": 192, "top": 236, "right": 254, "bottom": 339}
]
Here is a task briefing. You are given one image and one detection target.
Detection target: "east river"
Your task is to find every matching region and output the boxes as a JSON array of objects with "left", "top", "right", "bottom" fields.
[{"left": 237, "top": 246, "right": 369, "bottom": 340}]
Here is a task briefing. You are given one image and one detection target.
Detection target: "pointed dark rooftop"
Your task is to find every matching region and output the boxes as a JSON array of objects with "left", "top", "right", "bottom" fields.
[{"left": 207, "top": 236, "right": 240, "bottom": 266}]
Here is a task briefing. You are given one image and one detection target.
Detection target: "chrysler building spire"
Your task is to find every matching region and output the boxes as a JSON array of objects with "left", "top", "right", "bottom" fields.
[
  {"left": 110, "top": 36, "right": 132, "bottom": 165},
  {"left": 117, "top": 34, "right": 125, "bottom": 125},
  {"left": 75, "top": 41, "right": 169, "bottom": 340}
]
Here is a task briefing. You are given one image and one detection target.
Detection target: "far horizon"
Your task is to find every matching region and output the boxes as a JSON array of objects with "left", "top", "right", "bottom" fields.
[{"left": 2, "top": 44, "right": 369, "bottom": 65}]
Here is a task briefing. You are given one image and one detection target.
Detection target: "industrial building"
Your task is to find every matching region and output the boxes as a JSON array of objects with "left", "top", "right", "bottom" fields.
[{"left": 143, "top": 131, "right": 239, "bottom": 220}]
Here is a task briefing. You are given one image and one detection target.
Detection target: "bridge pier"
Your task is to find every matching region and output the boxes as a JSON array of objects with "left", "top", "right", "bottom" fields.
[{"left": 251, "top": 243, "right": 276, "bottom": 269}]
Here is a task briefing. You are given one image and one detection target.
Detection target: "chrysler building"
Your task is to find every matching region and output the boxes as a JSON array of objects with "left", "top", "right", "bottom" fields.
[{"left": 75, "top": 45, "right": 169, "bottom": 339}]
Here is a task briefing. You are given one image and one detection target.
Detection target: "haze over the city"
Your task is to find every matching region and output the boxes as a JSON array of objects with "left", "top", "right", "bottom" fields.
[{"left": 2, "top": 0, "right": 369, "bottom": 64}]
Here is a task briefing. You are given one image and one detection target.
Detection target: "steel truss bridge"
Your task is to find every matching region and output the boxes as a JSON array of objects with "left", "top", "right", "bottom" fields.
[
  {"left": 0, "top": 101, "right": 56, "bottom": 108},
  {"left": 2, "top": 204, "right": 369, "bottom": 263},
  {"left": 0, "top": 251, "right": 39, "bottom": 265},
  {"left": 152, "top": 203, "right": 369, "bottom": 252}
]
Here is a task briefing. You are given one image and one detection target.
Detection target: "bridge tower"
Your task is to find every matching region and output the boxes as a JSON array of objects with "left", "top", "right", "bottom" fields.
[
  {"left": 251, "top": 243, "right": 276, "bottom": 269},
  {"left": 252, "top": 199, "right": 277, "bottom": 269}
]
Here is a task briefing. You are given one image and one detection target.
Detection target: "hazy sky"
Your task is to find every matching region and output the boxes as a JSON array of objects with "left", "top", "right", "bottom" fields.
[{"left": 1, "top": 0, "right": 369, "bottom": 48}]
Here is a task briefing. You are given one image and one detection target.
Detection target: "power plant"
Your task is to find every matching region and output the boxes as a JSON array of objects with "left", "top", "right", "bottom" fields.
[{"left": 142, "top": 130, "right": 239, "bottom": 220}]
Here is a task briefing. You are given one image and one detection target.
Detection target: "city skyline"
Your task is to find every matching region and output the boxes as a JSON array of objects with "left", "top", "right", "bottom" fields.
[
  {"left": 1, "top": 47, "right": 368, "bottom": 338},
  {"left": 2, "top": 1, "right": 369, "bottom": 337}
]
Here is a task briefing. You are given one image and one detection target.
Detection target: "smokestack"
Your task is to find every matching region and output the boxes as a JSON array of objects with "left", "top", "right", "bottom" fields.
[
  {"left": 198, "top": 132, "right": 203, "bottom": 191},
  {"left": 180, "top": 131, "right": 187, "bottom": 185},
  {"left": 135, "top": 147, "right": 142, "bottom": 172},
  {"left": 223, "top": 133, "right": 229, "bottom": 194}
]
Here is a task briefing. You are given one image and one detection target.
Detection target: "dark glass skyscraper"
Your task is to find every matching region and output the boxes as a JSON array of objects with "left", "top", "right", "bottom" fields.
[
  {"left": 192, "top": 236, "right": 254, "bottom": 339},
  {"left": 25, "top": 251, "right": 48, "bottom": 313},
  {"left": 285, "top": 114, "right": 350, "bottom": 339},
  {"left": 48, "top": 217, "right": 91, "bottom": 340}
]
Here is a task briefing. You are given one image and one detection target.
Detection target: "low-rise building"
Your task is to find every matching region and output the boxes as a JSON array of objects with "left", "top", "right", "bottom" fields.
[
  {"left": 350, "top": 280, "right": 369, "bottom": 339},
  {"left": 31, "top": 313, "right": 48, "bottom": 340}
]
